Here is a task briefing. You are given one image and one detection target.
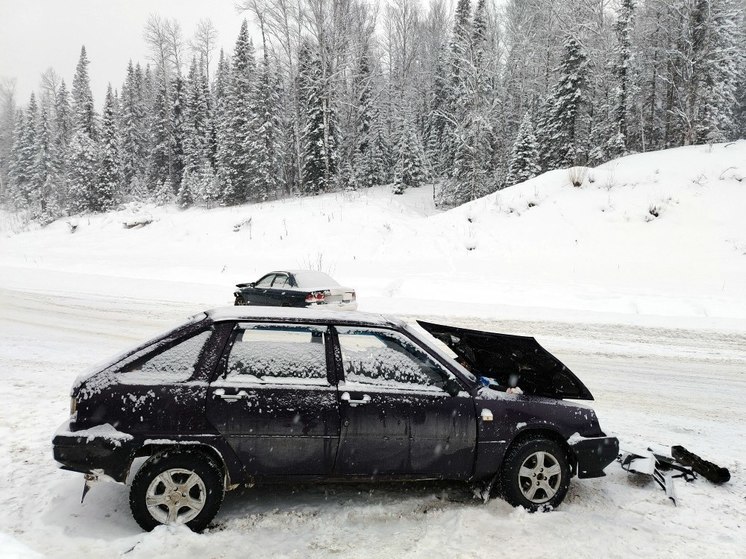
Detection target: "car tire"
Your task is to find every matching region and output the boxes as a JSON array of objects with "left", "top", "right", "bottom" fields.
[
  {"left": 500, "top": 436, "right": 570, "bottom": 511},
  {"left": 234, "top": 295, "right": 246, "bottom": 306},
  {"left": 129, "top": 450, "right": 225, "bottom": 532}
]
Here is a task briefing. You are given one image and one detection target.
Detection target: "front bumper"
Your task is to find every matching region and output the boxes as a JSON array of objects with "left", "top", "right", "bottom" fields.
[
  {"left": 571, "top": 436, "right": 619, "bottom": 479},
  {"left": 52, "top": 420, "right": 135, "bottom": 483}
]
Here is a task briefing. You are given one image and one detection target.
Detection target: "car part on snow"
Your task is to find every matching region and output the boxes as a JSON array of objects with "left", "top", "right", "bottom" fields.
[
  {"left": 619, "top": 448, "right": 697, "bottom": 506},
  {"left": 671, "top": 445, "right": 731, "bottom": 484}
]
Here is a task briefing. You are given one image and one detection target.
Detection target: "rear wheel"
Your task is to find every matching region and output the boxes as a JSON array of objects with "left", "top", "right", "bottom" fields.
[
  {"left": 500, "top": 437, "right": 570, "bottom": 511},
  {"left": 129, "top": 450, "right": 225, "bottom": 532}
]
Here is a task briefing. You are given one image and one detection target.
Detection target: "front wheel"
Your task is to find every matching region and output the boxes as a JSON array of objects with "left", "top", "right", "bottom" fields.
[
  {"left": 500, "top": 437, "right": 571, "bottom": 511},
  {"left": 129, "top": 450, "right": 225, "bottom": 532}
]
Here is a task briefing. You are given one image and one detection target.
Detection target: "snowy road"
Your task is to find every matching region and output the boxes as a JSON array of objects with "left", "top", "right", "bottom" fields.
[{"left": 0, "top": 287, "right": 744, "bottom": 558}]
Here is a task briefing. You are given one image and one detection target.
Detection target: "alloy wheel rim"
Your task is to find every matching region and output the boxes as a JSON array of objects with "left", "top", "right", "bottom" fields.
[
  {"left": 145, "top": 468, "right": 207, "bottom": 525},
  {"left": 518, "top": 451, "right": 562, "bottom": 504}
]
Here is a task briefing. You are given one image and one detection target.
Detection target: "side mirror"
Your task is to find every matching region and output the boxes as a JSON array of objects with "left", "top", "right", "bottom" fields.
[
  {"left": 248, "top": 282, "right": 256, "bottom": 288},
  {"left": 444, "top": 378, "right": 461, "bottom": 397}
]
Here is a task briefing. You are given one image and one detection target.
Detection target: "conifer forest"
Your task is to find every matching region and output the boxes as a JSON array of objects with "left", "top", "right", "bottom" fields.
[{"left": 0, "top": 0, "right": 744, "bottom": 222}]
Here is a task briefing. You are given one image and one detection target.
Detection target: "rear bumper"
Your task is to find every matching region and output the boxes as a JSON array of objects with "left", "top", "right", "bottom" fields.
[
  {"left": 308, "top": 300, "right": 358, "bottom": 311},
  {"left": 571, "top": 436, "right": 619, "bottom": 479},
  {"left": 52, "top": 421, "right": 135, "bottom": 483}
]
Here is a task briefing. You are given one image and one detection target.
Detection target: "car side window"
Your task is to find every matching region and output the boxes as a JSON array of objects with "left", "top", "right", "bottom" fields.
[
  {"left": 118, "top": 329, "right": 212, "bottom": 384},
  {"left": 255, "top": 274, "right": 275, "bottom": 288},
  {"left": 335, "top": 326, "right": 449, "bottom": 390},
  {"left": 223, "top": 323, "right": 329, "bottom": 384},
  {"left": 272, "top": 275, "right": 290, "bottom": 288}
]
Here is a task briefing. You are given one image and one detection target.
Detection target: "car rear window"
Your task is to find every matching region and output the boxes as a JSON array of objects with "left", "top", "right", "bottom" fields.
[{"left": 118, "top": 329, "right": 212, "bottom": 384}]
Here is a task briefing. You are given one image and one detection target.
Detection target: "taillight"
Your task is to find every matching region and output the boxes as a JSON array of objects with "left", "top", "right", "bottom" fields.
[
  {"left": 305, "top": 291, "right": 327, "bottom": 304},
  {"left": 351, "top": 291, "right": 356, "bottom": 301}
]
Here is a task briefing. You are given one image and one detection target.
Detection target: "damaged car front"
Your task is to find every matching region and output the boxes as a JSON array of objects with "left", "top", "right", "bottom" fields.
[{"left": 415, "top": 321, "right": 619, "bottom": 507}]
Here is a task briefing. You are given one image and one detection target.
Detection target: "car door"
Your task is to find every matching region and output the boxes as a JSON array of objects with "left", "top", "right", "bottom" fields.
[
  {"left": 264, "top": 273, "right": 291, "bottom": 306},
  {"left": 244, "top": 274, "right": 276, "bottom": 305},
  {"left": 332, "top": 325, "right": 476, "bottom": 479},
  {"left": 205, "top": 322, "right": 340, "bottom": 477}
]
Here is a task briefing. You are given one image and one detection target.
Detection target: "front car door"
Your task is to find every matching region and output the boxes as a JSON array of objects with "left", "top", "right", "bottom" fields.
[
  {"left": 205, "top": 322, "right": 340, "bottom": 477},
  {"left": 332, "top": 325, "right": 476, "bottom": 479}
]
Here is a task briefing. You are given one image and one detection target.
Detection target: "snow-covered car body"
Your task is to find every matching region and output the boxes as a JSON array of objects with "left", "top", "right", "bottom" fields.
[
  {"left": 53, "top": 307, "right": 617, "bottom": 530},
  {"left": 234, "top": 270, "right": 357, "bottom": 310}
]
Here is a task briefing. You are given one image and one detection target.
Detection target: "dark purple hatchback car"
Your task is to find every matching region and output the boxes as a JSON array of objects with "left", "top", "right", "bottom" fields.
[{"left": 53, "top": 307, "right": 618, "bottom": 531}]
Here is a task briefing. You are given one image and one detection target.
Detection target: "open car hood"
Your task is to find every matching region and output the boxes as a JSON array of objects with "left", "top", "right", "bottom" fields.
[{"left": 418, "top": 321, "right": 594, "bottom": 400}]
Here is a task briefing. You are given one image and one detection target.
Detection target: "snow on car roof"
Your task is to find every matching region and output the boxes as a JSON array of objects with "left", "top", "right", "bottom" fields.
[{"left": 206, "top": 306, "right": 399, "bottom": 327}]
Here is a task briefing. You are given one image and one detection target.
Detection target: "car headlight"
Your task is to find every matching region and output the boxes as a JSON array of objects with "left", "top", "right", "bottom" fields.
[{"left": 70, "top": 397, "right": 78, "bottom": 416}]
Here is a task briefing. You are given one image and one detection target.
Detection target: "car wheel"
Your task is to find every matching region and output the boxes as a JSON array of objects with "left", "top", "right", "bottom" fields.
[
  {"left": 500, "top": 436, "right": 570, "bottom": 511},
  {"left": 234, "top": 295, "right": 246, "bottom": 306},
  {"left": 129, "top": 450, "right": 225, "bottom": 532}
]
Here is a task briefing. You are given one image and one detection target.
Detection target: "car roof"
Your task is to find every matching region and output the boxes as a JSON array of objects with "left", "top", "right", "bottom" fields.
[{"left": 205, "top": 306, "right": 402, "bottom": 328}]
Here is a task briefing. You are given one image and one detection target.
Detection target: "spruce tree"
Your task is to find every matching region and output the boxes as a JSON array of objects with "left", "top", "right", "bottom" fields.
[
  {"left": 32, "top": 104, "right": 56, "bottom": 216},
  {"left": 249, "top": 46, "right": 281, "bottom": 201},
  {"left": 299, "top": 40, "right": 337, "bottom": 194},
  {"left": 72, "top": 46, "right": 96, "bottom": 139},
  {"left": 8, "top": 95, "right": 38, "bottom": 209},
  {"left": 119, "top": 61, "right": 148, "bottom": 193},
  {"left": 538, "top": 36, "right": 588, "bottom": 170},
  {"left": 609, "top": 0, "right": 635, "bottom": 157},
  {"left": 350, "top": 45, "right": 376, "bottom": 189},
  {"left": 222, "top": 20, "right": 257, "bottom": 204},
  {"left": 392, "top": 114, "right": 427, "bottom": 195},
  {"left": 98, "top": 84, "right": 119, "bottom": 211},
  {"left": 505, "top": 113, "right": 541, "bottom": 187}
]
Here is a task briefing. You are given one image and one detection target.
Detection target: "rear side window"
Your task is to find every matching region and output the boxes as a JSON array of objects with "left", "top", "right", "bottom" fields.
[
  {"left": 118, "top": 329, "right": 212, "bottom": 384},
  {"left": 223, "top": 323, "right": 328, "bottom": 384}
]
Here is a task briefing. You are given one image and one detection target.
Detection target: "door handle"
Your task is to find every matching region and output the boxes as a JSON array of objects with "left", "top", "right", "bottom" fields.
[
  {"left": 214, "top": 388, "right": 249, "bottom": 402},
  {"left": 341, "top": 392, "right": 371, "bottom": 407}
]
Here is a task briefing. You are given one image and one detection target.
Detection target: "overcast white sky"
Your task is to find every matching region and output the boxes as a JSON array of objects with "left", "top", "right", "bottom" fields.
[{"left": 0, "top": 0, "right": 253, "bottom": 107}]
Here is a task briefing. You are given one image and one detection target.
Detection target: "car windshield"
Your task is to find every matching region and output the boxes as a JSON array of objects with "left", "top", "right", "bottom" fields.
[{"left": 292, "top": 271, "right": 339, "bottom": 288}]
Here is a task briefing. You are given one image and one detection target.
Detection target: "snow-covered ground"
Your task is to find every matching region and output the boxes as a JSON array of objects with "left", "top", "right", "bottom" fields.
[{"left": 1, "top": 143, "right": 745, "bottom": 557}]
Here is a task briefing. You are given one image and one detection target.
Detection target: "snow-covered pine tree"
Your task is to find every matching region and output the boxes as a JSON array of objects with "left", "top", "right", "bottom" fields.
[
  {"left": 8, "top": 94, "right": 37, "bottom": 209},
  {"left": 119, "top": 61, "right": 148, "bottom": 195},
  {"left": 248, "top": 42, "right": 281, "bottom": 201},
  {"left": 505, "top": 112, "right": 540, "bottom": 187},
  {"left": 97, "top": 84, "right": 120, "bottom": 212},
  {"left": 222, "top": 20, "right": 257, "bottom": 204},
  {"left": 148, "top": 79, "right": 172, "bottom": 194},
  {"left": 55, "top": 80, "right": 73, "bottom": 154},
  {"left": 66, "top": 131, "right": 99, "bottom": 213},
  {"left": 32, "top": 104, "right": 57, "bottom": 216},
  {"left": 299, "top": 40, "right": 337, "bottom": 194},
  {"left": 170, "top": 74, "right": 188, "bottom": 191},
  {"left": 537, "top": 35, "right": 588, "bottom": 170},
  {"left": 213, "top": 49, "right": 232, "bottom": 204},
  {"left": 392, "top": 114, "right": 427, "bottom": 195},
  {"left": 695, "top": 0, "right": 742, "bottom": 143},
  {"left": 71, "top": 45, "right": 96, "bottom": 140},
  {"left": 609, "top": 0, "right": 635, "bottom": 158},
  {"left": 350, "top": 44, "right": 376, "bottom": 189},
  {"left": 444, "top": 0, "right": 495, "bottom": 205}
]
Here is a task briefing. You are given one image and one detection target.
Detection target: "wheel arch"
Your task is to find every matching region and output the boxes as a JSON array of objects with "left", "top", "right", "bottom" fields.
[
  {"left": 505, "top": 428, "right": 577, "bottom": 477},
  {"left": 131, "top": 442, "right": 241, "bottom": 489}
]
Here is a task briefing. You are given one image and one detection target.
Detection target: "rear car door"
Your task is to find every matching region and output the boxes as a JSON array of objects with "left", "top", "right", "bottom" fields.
[
  {"left": 205, "top": 322, "right": 340, "bottom": 477},
  {"left": 332, "top": 326, "right": 476, "bottom": 479}
]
